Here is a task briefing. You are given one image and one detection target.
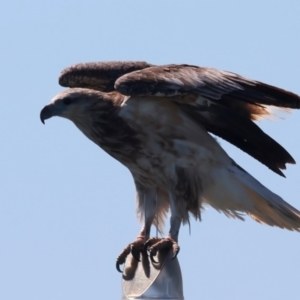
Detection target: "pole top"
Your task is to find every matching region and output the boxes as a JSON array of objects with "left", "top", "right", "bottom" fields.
[{"left": 121, "top": 249, "right": 184, "bottom": 300}]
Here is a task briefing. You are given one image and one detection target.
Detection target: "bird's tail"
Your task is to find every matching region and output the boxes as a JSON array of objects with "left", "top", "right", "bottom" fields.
[{"left": 202, "top": 162, "right": 300, "bottom": 231}]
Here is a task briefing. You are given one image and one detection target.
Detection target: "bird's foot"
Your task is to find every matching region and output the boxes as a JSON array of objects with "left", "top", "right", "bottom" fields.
[
  {"left": 116, "top": 237, "right": 145, "bottom": 273},
  {"left": 144, "top": 236, "right": 180, "bottom": 263}
]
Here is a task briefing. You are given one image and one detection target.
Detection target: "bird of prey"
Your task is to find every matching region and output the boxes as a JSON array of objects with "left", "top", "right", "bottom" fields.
[{"left": 40, "top": 61, "right": 300, "bottom": 272}]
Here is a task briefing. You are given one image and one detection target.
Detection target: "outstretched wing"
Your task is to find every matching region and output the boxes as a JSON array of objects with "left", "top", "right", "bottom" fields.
[
  {"left": 59, "top": 61, "right": 153, "bottom": 92},
  {"left": 114, "top": 64, "right": 300, "bottom": 176}
]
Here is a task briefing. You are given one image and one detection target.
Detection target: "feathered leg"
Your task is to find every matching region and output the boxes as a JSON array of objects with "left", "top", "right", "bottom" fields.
[
  {"left": 116, "top": 187, "right": 157, "bottom": 272},
  {"left": 145, "top": 190, "right": 181, "bottom": 263}
]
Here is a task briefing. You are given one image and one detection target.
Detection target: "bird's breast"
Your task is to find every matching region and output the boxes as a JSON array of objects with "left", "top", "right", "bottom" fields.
[{"left": 117, "top": 97, "right": 231, "bottom": 178}]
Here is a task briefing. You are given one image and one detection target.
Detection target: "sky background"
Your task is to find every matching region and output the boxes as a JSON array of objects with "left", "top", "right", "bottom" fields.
[{"left": 1, "top": 1, "right": 300, "bottom": 300}]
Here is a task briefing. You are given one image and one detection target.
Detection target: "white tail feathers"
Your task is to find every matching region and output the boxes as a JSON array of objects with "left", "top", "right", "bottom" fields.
[{"left": 202, "top": 163, "right": 300, "bottom": 231}]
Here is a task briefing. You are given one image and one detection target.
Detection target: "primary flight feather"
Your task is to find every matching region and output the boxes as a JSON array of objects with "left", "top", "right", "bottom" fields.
[{"left": 40, "top": 61, "right": 300, "bottom": 271}]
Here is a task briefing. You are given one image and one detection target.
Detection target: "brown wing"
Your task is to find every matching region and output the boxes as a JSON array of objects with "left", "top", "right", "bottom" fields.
[
  {"left": 115, "top": 64, "right": 299, "bottom": 107},
  {"left": 115, "top": 64, "right": 300, "bottom": 176},
  {"left": 59, "top": 61, "right": 153, "bottom": 92}
]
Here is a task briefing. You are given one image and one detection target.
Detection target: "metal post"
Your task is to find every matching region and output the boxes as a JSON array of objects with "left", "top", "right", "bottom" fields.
[{"left": 121, "top": 249, "right": 184, "bottom": 299}]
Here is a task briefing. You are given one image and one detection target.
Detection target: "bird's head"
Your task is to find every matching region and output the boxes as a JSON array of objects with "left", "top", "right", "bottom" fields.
[{"left": 40, "top": 88, "right": 113, "bottom": 124}]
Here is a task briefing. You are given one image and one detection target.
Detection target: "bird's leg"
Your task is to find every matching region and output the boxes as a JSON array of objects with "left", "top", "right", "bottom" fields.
[
  {"left": 145, "top": 191, "right": 181, "bottom": 263},
  {"left": 116, "top": 187, "right": 157, "bottom": 272}
]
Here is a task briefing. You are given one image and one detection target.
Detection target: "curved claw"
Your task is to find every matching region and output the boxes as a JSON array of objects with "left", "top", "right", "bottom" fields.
[
  {"left": 116, "top": 261, "right": 123, "bottom": 273},
  {"left": 149, "top": 250, "right": 158, "bottom": 263},
  {"left": 145, "top": 236, "right": 180, "bottom": 263},
  {"left": 116, "top": 244, "right": 131, "bottom": 273},
  {"left": 172, "top": 246, "right": 180, "bottom": 260},
  {"left": 116, "top": 239, "right": 145, "bottom": 272},
  {"left": 144, "top": 237, "right": 161, "bottom": 253},
  {"left": 144, "top": 238, "right": 161, "bottom": 263},
  {"left": 143, "top": 240, "right": 151, "bottom": 253},
  {"left": 130, "top": 244, "right": 141, "bottom": 262}
]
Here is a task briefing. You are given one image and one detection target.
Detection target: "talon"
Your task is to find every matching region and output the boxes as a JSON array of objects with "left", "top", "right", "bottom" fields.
[
  {"left": 172, "top": 245, "right": 180, "bottom": 259},
  {"left": 115, "top": 244, "right": 131, "bottom": 272},
  {"left": 144, "top": 237, "right": 161, "bottom": 253},
  {"left": 149, "top": 249, "right": 158, "bottom": 263},
  {"left": 144, "top": 236, "right": 180, "bottom": 263},
  {"left": 115, "top": 236, "right": 179, "bottom": 272},
  {"left": 144, "top": 240, "right": 151, "bottom": 253},
  {"left": 116, "top": 238, "right": 145, "bottom": 272},
  {"left": 116, "top": 261, "right": 123, "bottom": 273},
  {"left": 130, "top": 244, "right": 141, "bottom": 261},
  {"left": 116, "top": 254, "right": 127, "bottom": 273}
]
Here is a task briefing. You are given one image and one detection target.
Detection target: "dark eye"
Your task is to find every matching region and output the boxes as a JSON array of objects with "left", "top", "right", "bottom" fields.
[{"left": 63, "top": 97, "right": 72, "bottom": 105}]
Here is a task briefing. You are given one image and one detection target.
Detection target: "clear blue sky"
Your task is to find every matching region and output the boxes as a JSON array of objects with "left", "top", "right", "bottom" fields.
[{"left": 1, "top": 1, "right": 300, "bottom": 299}]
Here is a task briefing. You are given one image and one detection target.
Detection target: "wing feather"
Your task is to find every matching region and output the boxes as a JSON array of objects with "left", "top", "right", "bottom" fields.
[
  {"left": 115, "top": 64, "right": 300, "bottom": 176},
  {"left": 180, "top": 101, "right": 294, "bottom": 176},
  {"left": 59, "top": 61, "right": 153, "bottom": 92},
  {"left": 115, "top": 64, "right": 300, "bottom": 108}
]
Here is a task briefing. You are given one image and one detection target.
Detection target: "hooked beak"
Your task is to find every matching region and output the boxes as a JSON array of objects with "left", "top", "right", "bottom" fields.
[{"left": 40, "top": 104, "right": 54, "bottom": 124}]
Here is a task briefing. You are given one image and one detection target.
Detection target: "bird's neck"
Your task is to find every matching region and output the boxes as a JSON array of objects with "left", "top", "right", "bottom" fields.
[{"left": 73, "top": 105, "right": 140, "bottom": 163}]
